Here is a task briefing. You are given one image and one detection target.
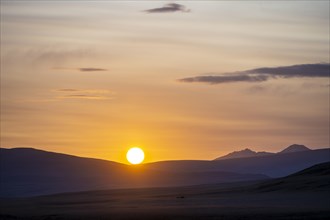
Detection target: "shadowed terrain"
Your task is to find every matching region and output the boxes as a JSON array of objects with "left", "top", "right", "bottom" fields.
[
  {"left": 254, "top": 161, "right": 330, "bottom": 192},
  {"left": 1, "top": 147, "right": 329, "bottom": 197},
  {"left": 145, "top": 148, "right": 330, "bottom": 177},
  {"left": 0, "top": 148, "right": 268, "bottom": 197},
  {"left": 0, "top": 162, "right": 329, "bottom": 220}
]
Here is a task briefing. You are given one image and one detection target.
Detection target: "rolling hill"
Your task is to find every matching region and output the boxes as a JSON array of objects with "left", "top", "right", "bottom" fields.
[
  {"left": 1, "top": 146, "right": 329, "bottom": 197},
  {"left": 253, "top": 161, "right": 330, "bottom": 192},
  {"left": 0, "top": 148, "right": 267, "bottom": 197}
]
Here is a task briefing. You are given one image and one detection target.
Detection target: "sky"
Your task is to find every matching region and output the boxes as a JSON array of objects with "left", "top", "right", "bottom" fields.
[{"left": 1, "top": 0, "right": 329, "bottom": 163}]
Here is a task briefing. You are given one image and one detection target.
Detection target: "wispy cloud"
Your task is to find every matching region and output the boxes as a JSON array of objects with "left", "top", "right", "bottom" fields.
[
  {"left": 79, "top": 68, "right": 107, "bottom": 72},
  {"left": 28, "top": 48, "right": 96, "bottom": 66},
  {"left": 55, "top": 89, "right": 114, "bottom": 100},
  {"left": 178, "top": 63, "right": 330, "bottom": 85},
  {"left": 179, "top": 74, "right": 269, "bottom": 84},
  {"left": 53, "top": 67, "right": 107, "bottom": 72},
  {"left": 59, "top": 94, "right": 109, "bottom": 100},
  {"left": 144, "top": 3, "right": 190, "bottom": 13}
]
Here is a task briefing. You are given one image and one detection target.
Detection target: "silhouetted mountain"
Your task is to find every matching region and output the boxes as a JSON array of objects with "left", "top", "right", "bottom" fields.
[
  {"left": 1, "top": 147, "right": 329, "bottom": 198},
  {"left": 215, "top": 144, "right": 312, "bottom": 160},
  {"left": 279, "top": 144, "right": 311, "bottom": 154},
  {"left": 214, "top": 148, "right": 274, "bottom": 160},
  {"left": 148, "top": 148, "right": 330, "bottom": 177},
  {"left": 0, "top": 148, "right": 268, "bottom": 197}
]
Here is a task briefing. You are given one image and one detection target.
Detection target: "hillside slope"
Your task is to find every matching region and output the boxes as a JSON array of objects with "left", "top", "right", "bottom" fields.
[
  {"left": 0, "top": 148, "right": 267, "bottom": 197},
  {"left": 1, "top": 147, "right": 329, "bottom": 197},
  {"left": 147, "top": 148, "right": 330, "bottom": 177},
  {"left": 254, "top": 162, "right": 330, "bottom": 192}
]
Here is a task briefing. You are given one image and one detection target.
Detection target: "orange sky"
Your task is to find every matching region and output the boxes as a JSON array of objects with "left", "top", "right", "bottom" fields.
[{"left": 1, "top": 1, "right": 329, "bottom": 163}]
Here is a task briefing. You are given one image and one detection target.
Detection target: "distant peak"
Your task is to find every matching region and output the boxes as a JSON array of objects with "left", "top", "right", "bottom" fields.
[
  {"left": 214, "top": 148, "right": 273, "bottom": 160},
  {"left": 231, "top": 148, "right": 256, "bottom": 154},
  {"left": 242, "top": 148, "right": 254, "bottom": 152},
  {"left": 279, "top": 144, "right": 311, "bottom": 154}
]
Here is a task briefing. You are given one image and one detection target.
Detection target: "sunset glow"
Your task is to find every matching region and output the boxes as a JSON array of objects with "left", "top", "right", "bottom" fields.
[
  {"left": 0, "top": 1, "right": 329, "bottom": 163},
  {"left": 0, "top": 1, "right": 329, "bottom": 219}
]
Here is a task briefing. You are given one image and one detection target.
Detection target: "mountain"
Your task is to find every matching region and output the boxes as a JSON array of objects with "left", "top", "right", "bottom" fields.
[
  {"left": 214, "top": 148, "right": 274, "bottom": 160},
  {"left": 1, "top": 146, "right": 329, "bottom": 198},
  {"left": 147, "top": 148, "right": 330, "bottom": 177},
  {"left": 279, "top": 144, "right": 311, "bottom": 154},
  {"left": 0, "top": 148, "right": 268, "bottom": 197},
  {"left": 215, "top": 144, "right": 311, "bottom": 160}
]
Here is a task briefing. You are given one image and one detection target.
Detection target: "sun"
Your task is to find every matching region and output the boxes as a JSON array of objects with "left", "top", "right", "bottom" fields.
[{"left": 126, "top": 147, "right": 145, "bottom": 165}]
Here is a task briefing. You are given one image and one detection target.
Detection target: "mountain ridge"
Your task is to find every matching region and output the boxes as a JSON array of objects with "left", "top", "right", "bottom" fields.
[
  {"left": 0, "top": 147, "right": 268, "bottom": 197},
  {"left": 146, "top": 148, "right": 330, "bottom": 177},
  {"left": 214, "top": 144, "right": 311, "bottom": 160},
  {"left": 279, "top": 144, "right": 311, "bottom": 154},
  {"left": 1, "top": 146, "right": 329, "bottom": 197},
  {"left": 214, "top": 148, "right": 273, "bottom": 160}
]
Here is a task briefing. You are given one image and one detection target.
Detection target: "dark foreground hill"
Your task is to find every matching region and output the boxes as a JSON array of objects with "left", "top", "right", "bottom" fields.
[
  {"left": 0, "top": 162, "right": 329, "bottom": 220},
  {"left": 253, "top": 161, "right": 330, "bottom": 192},
  {"left": 0, "top": 148, "right": 267, "bottom": 197}
]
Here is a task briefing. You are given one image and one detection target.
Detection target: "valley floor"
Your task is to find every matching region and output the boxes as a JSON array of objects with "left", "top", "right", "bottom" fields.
[{"left": 1, "top": 182, "right": 329, "bottom": 220}]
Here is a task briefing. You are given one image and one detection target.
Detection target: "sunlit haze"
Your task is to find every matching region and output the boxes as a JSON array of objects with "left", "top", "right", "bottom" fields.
[{"left": 1, "top": 1, "right": 329, "bottom": 163}]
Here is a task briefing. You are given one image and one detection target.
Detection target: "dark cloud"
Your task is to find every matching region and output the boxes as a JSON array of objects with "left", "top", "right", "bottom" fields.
[
  {"left": 247, "top": 63, "right": 329, "bottom": 78},
  {"left": 144, "top": 3, "right": 190, "bottom": 13},
  {"left": 178, "top": 63, "right": 330, "bottom": 85},
  {"left": 78, "top": 68, "right": 107, "bottom": 72},
  {"left": 179, "top": 74, "right": 269, "bottom": 84},
  {"left": 53, "top": 67, "right": 107, "bottom": 72}
]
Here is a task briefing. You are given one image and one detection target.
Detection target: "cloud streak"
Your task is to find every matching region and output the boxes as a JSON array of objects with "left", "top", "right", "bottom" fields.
[
  {"left": 55, "top": 89, "right": 114, "bottom": 100},
  {"left": 59, "top": 94, "right": 109, "bottom": 100},
  {"left": 79, "top": 68, "right": 107, "bottom": 72},
  {"left": 178, "top": 63, "right": 330, "bottom": 85},
  {"left": 179, "top": 74, "right": 270, "bottom": 84},
  {"left": 144, "top": 3, "right": 190, "bottom": 13},
  {"left": 53, "top": 67, "right": 107, "bottom": 72}
]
